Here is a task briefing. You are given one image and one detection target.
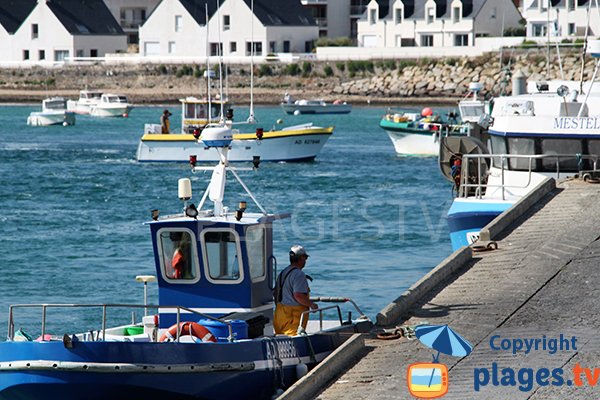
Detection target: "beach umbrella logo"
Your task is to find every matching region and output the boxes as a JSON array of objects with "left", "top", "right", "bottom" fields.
[{"left": 406, "top": 324, "right": 473, "bottom": 398}]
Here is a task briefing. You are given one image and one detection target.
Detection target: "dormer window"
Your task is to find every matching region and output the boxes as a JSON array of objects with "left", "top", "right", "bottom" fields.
[
  {"left": 369, "top": 8, "right": 377, "bottom": 25},
  {"left": 32, "top": 24, "right": 38, "bottom": 39},
  {"left": 395, "top": 7, "right": 403, "bottom": 24},
  {"left": 223, "top": 15, "right": 230, "bottom": 30},
  {"left": 175, "top": 15, "right": 182, "bottom": 32},
  {"left": 453, "top": 6, "right": 460, "bottom": 23},
  {"left": 427, "top": 7, "right": 435, "bottom": 24}
]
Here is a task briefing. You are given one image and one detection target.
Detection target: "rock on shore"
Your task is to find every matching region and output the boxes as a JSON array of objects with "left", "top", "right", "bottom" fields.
[{"left": 0, "top": 49, "right": 592, "bottom": 105}]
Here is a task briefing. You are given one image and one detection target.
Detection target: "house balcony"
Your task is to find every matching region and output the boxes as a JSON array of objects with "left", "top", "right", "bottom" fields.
[
  {"left": 120, "top": 19, "right": 146, "bottom": 29},
  {"left": 315, "top": 17, "right": 328, "bottom": 28}
]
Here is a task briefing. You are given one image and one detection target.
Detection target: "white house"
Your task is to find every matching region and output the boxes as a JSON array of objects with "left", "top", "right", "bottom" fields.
[
  {"left": 357, "top": 0, "right": 522, "bottom": 48},
  {"left": 521, "top": 0, "right": 600, "bottom": 39},
  {"left": 139, "top": 0, "right": 319, "bottom": 58},
  {"left": 103, "top": 0, "right": 161, "bottom": 44},
  {"left": 0, "top": 1, "right": 37, "bottom": 59},
  {"left": 9, "top": 0, "right": 127, "bottom": 62}
]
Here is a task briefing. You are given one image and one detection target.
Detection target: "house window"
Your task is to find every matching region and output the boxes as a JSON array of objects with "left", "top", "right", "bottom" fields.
[
  {"left": 453, "top": 7, "right": 460, "bottom": 23},
  {"left": 427, "top": 7, "right": 435, "bottom": 24},
  {"left": 210, "top": 42, "right": 223, "bottom": 56},
  {"left": 169, "top": 41, "right": 176, "bottom": 53},
  {"left": 223, "top": 15, "right": 230, "bottom": 30},
  {"left": 369, "top": 8, "right": 376, "bottom": 25},
  {"left": 532, "top": 23, "right": 546, "bottom": 37},
  {"left": 175, "top": 15, "right": 182, "bottom": 32},
  {"left": 568, "top": 0, "right": 576, "bottom": 11},
  {"left": 490, "top": 7, "right": 496, "bottom": 19},
  {"left": 90, "top": 49, "right": 98, "bottom": 57},
  {"left": 395, "top": 8, "right": 402, "bottom": 24},
  {"left": 305, "top": 40, "right": 313, "bottom": 52},
  {"left": 246, "top": 41, "right": 262, "bottom": 56},
  {"left": 421, "top": 35, "right": 433, "bottom": 47},
  {"left": 269, "top": 41, "right": 276, "bottom": 53},
  {"left": 39, "top": 50, "right": 45, "bottom": 60},
  {"left": 31, "top": 24, "right": 38, "bottom": 39},
  {"left": 283, "top": 40, "right": 290, "bottom": 52},
  {"left": 23, "top": 50, "right": 30, "bottom": 60},
  {"left": 230, "top": 41, "right": 237, "bottom": 53},
  {"left": 76, "top": 49, "right": 84, "bottom": 57},
  {"left": 54, "top": 50, "right": 69, "bottom": 61},
  {"left": 568, "top": 23, "right": 575, "bottom": 35},
  {"left": 120, "top": 7, "right": 146, "bottom": 29},
  {"left": 454, "top": 34, "right": 468, "bottom": 46}
]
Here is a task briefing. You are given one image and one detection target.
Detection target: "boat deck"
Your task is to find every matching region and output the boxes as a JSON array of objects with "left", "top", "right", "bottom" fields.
[{"left": 283, "top": 178, "right": 600, "bottom": 399}]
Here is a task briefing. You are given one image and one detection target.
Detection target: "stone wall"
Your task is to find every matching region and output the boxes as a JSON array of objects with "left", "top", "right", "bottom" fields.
[{"left": 0, "top": 48, "right": 594, "bottom": 104}]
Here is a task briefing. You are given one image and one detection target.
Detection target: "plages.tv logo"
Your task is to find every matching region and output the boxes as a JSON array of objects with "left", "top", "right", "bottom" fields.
[{"left": 407, "top": 324, "right": 473, "bottom": 399}]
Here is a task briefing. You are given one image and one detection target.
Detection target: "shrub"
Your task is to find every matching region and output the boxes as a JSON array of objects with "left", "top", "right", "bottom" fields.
[
  {"left": 302, "top": 62, "right": 312, "bottom": 75},
  {"left": 45, "top": 77, "right": 56, "bottom": 86},
  {"left": 284, "top": 63, "right": 300, "bottom": 76},
  {"left": 158, "top": 65, "right": 168, "bottom": 75},
  {"left": 324, "top": 65, "right": 334, "bottom": 77},
  {"left": 194, "top": 66, "right": 202, "bottom": 78},
  {"left": 258, "top": 64, "right": 273, "bottom": 77},
  {"left": 384, "top": 59, "right": 396, "bottom": 70},
  {"left": 520, "top": 39, "right": 538, "bottom": 48},
  {"left": 314, "top": 37, "right": 353, "bottom": 47},
  {"left": 336, "top": 62, "right": 345, "bottom": 72}
]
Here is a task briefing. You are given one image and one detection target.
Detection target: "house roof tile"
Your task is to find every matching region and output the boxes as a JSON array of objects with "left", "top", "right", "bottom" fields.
[
  {"left": 0, "top": 0, "right": 36, "bottom": 34},
  {"left": 46, "top": 0, "right": 124, "bottom": 35}
]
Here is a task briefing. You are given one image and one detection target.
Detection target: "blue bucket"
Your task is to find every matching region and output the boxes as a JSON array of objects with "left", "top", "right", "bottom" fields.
[{"left": 198, "top": 319, "right": 248, "bottom": 341}]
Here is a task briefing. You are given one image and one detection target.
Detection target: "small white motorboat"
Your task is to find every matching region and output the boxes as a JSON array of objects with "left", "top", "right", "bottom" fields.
[
  {"left": 281, "top": 94, "right": 352, "bottom": 115},
  {"left": 89, "top": 93, "right": 133, "bottom": 117},
  {"left": 67, "top": 90, "right": 103, "bottom": 114},
  {"left": 27, "top": 97, "right": 76, "bottom": 126}
]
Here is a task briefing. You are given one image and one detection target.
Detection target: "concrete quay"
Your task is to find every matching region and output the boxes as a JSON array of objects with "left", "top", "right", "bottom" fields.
[{"left": 284, "top": 177, "right": 600, "bottom": 399}]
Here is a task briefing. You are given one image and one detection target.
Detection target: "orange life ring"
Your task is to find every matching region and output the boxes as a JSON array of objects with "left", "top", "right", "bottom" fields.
[{"left": 159, "top": 322, "right": 217, "bottom": 343}]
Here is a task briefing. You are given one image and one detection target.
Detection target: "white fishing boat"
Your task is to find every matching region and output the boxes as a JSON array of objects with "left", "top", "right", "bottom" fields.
[
  {"left": 281, "top": 94, "right": 352, "bottom": 115},
  {"left": 380, "top": 107, "right": 469, "bottom": 156},
  {"left": 27, "top": 97, "right": 75, "bottom": 126},
  {"left": 441, "top": 40, "right": 600, "bottom": 251},
  {"left": 89, "top": 93, "right": 133, "bottom": 117},
  {"left": 137, "top": 107, "right": 333, "bottom": 162},
  {"left": 67, "top": 90, "right": 103, "bottom": 114}
]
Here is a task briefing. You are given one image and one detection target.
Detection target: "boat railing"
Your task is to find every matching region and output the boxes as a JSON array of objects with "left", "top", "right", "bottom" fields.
[
  {"left": 459, "top": 153, "right": 600, "bottom": 200},
  {"left": 296, "top": 297, "right": 370, "bottom": 335},
  {"left": 7, "top": 303, "right": 236, "bottom": 343}
]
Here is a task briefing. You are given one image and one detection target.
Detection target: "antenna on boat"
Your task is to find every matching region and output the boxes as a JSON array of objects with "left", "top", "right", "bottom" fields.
[
  {"left": 247, "top": 0, "right": 256, "bottom": 124},
  {"left": 216, "top": 0, "right": 225, "bottom": 123},
  {"left": 206, "top": 4, "right": 212, "bottom": 123},
  {"left": 192, "top": 126, "right": 267, "bottom": 217}
]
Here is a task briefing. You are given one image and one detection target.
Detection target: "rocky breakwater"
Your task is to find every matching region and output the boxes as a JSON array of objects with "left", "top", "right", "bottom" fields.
[
  {"left": 0, "top": 49, "right": 595, "bottom": 104},
  {"left": 333, "top": 50, "right": 596, "bottom": 102}
]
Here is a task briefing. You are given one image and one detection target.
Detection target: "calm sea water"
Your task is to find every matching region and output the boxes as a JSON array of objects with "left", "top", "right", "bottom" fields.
[{"left": 0, "top": 104, "right": 455, "bottom": 335}]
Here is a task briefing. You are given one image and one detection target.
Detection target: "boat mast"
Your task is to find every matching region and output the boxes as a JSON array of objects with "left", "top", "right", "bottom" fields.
[
  {"left": 206, "top": 4, "right": 212, "bottom": 122},
  {"left": 579, "top": 0, "right": 593, "bottom": 94},
  {"left": 247, "top": 0, "right": 255, "bottom": 123},
  {"left": 216, "top": 0, "right": 225, "bottom": 122}
]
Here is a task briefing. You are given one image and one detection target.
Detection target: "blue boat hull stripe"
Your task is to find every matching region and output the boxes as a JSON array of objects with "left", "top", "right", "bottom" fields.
[{"left": 159, "top": 304, "right": 273, "bottom": 314}]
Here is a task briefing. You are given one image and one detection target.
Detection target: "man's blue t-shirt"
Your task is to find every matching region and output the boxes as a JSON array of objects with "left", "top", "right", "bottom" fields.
[{"left": 278, "top": 265, "right": 309, "bottom": 306}]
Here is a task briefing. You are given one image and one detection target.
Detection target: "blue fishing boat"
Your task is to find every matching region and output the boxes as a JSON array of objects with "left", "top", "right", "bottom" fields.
[{"left": 0, "top": 125, "right": 371, "bottom": 399}]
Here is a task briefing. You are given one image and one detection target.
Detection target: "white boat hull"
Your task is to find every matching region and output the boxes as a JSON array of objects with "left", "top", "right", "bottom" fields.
[
  {"left": 90, "top": 104, "right": 133, "bottom": 118},
  {"left": 281, "top": 103, "right": 351, "bottom": 114},
  {"left": 136, "top": 126, "right": 333, "bottom": 162},
  {"left": 384, "top": 130, "right": 440, "bottom": 156},
  {"left": 67, "top": 100, "right": 95, "bottom": 115},
  {"left": 27, "top": 111, "right": 76, "bottom": 126}
]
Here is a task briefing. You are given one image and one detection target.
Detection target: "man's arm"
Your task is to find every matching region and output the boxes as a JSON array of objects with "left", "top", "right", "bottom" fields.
[{"left": 293, "top": 292, "right": 318, "bottom": 309}]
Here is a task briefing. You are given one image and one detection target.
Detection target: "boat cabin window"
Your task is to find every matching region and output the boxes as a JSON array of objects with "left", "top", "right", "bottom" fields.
[
  {"left": 245, "top": 226, "right": 266, "bottom": 281},
  {"left": 540, "top": 139, "right": 581, "bottom": 170},
  {"left": 490, "top": 135, "right": 600, "bottom": 172},
  {"left": 202, "top": 229, "right": 243, "bottom": 284},
  {"left": 185, "top": 103, "right": 207, "bottom": 119},
  {"left": 507, "top": 137, "right": 535, "bottom": 170},
  {"left": 158, "top": 229, "right": 199, "bottom": 282}
]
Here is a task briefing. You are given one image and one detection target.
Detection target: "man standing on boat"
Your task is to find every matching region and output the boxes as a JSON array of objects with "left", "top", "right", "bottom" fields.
[
  {"left": 273, "top": 245, "right": 318, "bottom": 335},
  {"left": 161, "top": 109, "right": 172, "bottom": 134}
]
